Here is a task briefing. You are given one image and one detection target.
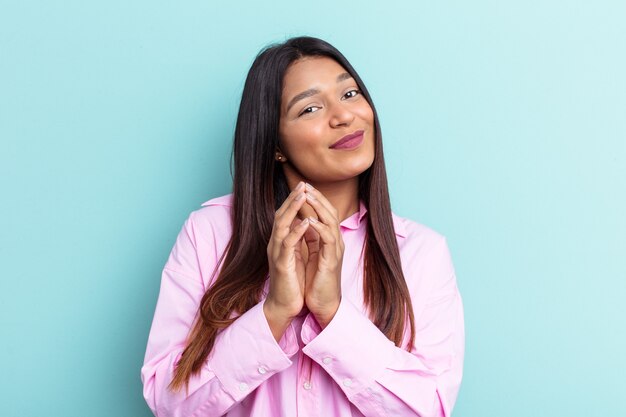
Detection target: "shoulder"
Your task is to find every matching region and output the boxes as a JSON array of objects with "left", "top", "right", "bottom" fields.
[
  {"left": 178, "top": 193, "right": 234, "bottom": 255},
  {"left": 186, "top": 193, "right": 233, "bottom": 230},
  {"left": 391, "top": 211, "right": 455, "bottom": 284},
  {"left": 172, "top": 193, "right": 233, "bottom": 288},
  {"left": 391, "top": 211, "right": 447, "bottom": 253},
  {"left": 199, "top": 193, "right": 234, "bottom": 209},
  {"left": 390, "top": 213, "right": 458, "bottom": 324}
]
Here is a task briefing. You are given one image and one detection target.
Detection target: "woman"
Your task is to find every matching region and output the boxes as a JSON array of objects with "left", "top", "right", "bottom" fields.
[{"left": 141, "top": 36, "right": 464, "bottom": 417}]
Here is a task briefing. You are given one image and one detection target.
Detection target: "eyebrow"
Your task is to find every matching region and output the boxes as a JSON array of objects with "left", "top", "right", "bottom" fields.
[{"left": 285, "top": 72, "right": 354, "bottom": 113}]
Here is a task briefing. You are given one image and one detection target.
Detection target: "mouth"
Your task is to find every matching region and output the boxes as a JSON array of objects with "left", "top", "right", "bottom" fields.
[{"left": 330, "top": 130, "right": 365, "bottom": 150}]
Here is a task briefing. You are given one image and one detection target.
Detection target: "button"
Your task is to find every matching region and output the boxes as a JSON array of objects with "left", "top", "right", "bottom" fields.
[
  {"left": 238, "top": 382, "right": 248, "bottom": 392},
  {"left": 322, "top": 357, "right": 332, "bottom": 364},
  {"left": 303, "top": 381, "right": 312, "bottom": 390},
  {"left": 343, "top": 378, "right": 352, "bottom": 387},
  {"left": 257, "top": 366, "right": 267, "bottom": 375}
]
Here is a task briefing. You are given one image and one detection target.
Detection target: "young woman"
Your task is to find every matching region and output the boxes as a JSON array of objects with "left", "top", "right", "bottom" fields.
[{"left": 141, "top": 36, "right": 464, "bottom": 417}]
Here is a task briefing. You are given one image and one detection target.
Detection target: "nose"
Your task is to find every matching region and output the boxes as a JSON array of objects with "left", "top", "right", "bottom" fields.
[{"left": 328, "top": 101, "right": 354, "bottom": 127}]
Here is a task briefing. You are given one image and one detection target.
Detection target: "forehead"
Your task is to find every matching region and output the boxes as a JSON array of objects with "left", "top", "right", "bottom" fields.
[{"left": 282, "top": 56, "right": 348, "bottom": 95}]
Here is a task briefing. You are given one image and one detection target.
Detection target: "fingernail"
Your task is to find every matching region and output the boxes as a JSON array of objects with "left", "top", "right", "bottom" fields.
[
  {"left": 306, "top": 193, "right": 316, "bottom": 202},
  {"left": 296, "top": 181, "right": 304, "bottom": 191},
  {"left": 308, "top": 216, "right": 318, "bottom": 223},
  {"left": 295, "top": 193, "right": 304, "bottom": 201},
  {"left": 301, "top": 218, "right": 309, "bottom": 225},
  {"left": 305, "top": 183, "right": 314, "bottom": 191}
]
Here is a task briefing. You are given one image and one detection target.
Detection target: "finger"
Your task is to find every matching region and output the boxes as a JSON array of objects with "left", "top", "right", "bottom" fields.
[
  {"left": 274, "top": 181, "right": 306, "bottom": 219},
  {"left": 303, "top": 192, "right": 342, "bottom": 257},
  {"left": 307, "top": 218, "right": 341, "bottom": 262},
  {"left": 304, "top": 185, "right": 348, "bottom": 252},
  {"left": 271, "top": 187, "right": 308, "bottom": 248},
  {"left": 296, "top": 201, "right": 317, "bottom": 222},
  {"left": 276, "top": 219, "right": 311, "bottom": 263},
  {"left": 270, "top": 197, "right": 306, "bottom": 259},
  {"left": 304, "top": 189, "right": 339, "bottom": 229},
  {"left": 304, "top": 183, "right": 338, "bottom": 221},
  {"left": 290, "top": 218, "right": 306, "bottom": 256},
  {"left": 268, "top": 181, "right": 303, "bottom": 258}
]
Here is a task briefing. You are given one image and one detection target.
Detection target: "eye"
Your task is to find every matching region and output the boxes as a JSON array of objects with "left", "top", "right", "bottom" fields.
[
  {"left": 299, "top": 106, "right": 320, "bottom": 116},
  {"left": 343, "top": 89, "right": 361, "bottom": 99}
]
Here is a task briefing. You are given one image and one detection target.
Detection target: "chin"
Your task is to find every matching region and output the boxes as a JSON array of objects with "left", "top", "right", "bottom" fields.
[{"left": 340, "top": 158, "right": 374, "bottom": 179}]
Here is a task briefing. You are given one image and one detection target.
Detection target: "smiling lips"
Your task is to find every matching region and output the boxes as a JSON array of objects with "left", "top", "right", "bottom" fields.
[{"left": 330, "top": 130, "right": 365, "bottom": 150}]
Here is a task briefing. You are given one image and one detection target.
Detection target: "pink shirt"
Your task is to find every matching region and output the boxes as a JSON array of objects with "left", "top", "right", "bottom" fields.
[{"left": 141, "top": 193, "right": 464, "bottom": 417}]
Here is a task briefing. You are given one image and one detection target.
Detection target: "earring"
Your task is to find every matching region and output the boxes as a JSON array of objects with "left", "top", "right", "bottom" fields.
[{"left": 276, "top": 154, "right": 284, "bottom": 161}]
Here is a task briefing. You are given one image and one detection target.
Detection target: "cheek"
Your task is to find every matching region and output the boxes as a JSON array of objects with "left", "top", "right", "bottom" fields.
[
  {"left": 281, "top": 130, "right": 314, "bottom": 162},
  {"left": 356, "top": 103, "right": 375, "bottom": 125},
  {"left": 282, "top": 124, "right": 325, "bottom": 153}
]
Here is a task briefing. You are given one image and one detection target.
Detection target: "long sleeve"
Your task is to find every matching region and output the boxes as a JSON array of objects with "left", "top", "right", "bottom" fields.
[
  {"left": 140, "top": 211, "right": 300, "bottom": 417},
  {"left": 300, "top": 235, "right": 465, "bottom": 417}
]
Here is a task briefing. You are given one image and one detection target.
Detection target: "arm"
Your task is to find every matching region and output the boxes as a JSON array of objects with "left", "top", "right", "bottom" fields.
[
  {"left": 301, "top": 236, "right": 465, "bottom": 417},
  {"left": 140, "top": 212, "right": 299, "bottom": 417}
]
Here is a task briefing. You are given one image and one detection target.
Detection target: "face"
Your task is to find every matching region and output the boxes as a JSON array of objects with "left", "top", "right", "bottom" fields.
[{"left": 278, "top": 56, "right": 375, "bottom": 185}]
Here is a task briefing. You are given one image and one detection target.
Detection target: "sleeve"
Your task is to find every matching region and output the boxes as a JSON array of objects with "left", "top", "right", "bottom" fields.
[
  {"left": 300, "top": 236, "right": 465, "bottom": 417},
  {"left": 140, "top": 211, "right": 300, "bottom": 417}
]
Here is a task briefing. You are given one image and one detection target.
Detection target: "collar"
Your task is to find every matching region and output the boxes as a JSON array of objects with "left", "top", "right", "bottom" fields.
[
  {"left": 201, "top": 193, "right": 407, "bottom": 239},
  {"left": 338, "top": 199, "right": 368, "bottom": 231}
]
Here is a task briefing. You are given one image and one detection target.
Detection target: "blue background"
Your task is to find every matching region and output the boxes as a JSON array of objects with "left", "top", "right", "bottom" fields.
[{"left": 1, "top": 1, "right": 625, "bottom": 416}]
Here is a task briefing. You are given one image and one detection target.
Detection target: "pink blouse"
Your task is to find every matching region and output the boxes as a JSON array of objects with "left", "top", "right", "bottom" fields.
[{"left": 141, "top": 193, "right": 464, "bottom": 416}]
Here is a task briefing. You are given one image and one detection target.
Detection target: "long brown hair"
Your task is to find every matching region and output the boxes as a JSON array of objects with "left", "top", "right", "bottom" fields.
[{"left": 169, "top": 36, "right": 415, "bottom": 393}]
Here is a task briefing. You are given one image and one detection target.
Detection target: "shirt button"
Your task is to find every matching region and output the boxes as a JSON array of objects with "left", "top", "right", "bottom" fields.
[
  {"left": 303, "top": 381, "right": 312, "bottom": 390},
  {"left": 257, "top": 366, "right": 267, "bottom": 374},
  {"left": 343, "top": 378, "right": 352, "bottom": 387},
  {"left": 322, "top": 357, "right": 333, "bottom": 364},
  {"left": 239, "top": 382, "right": 248, "bottom": 392}
]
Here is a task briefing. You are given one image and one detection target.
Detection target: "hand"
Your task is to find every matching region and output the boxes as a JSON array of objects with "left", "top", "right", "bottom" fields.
[
  {"left": 282, "top": 162, "right": 318, "bottom": 222},
  {"left": 264, "top": 181, "right": 311, "bottom": 341},
  {"left": 301, "top": 184, "right": 345, "bottom": 328}
]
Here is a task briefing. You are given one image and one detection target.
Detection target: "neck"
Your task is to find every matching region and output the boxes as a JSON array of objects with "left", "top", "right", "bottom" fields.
[{"left": 308, "top": 177, "right": 360, "bottom": 223}]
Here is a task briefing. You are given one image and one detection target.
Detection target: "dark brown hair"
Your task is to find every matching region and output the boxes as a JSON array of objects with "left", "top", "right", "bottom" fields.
[{"left": 169, "top": 36, "right": 415, "bottom": 393}]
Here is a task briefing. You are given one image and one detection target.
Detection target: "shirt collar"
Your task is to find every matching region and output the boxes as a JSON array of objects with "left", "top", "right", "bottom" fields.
[
  {"left": 339, "top": 200, "right": 407, "bottom": 239},
  {"left": 338, "top": 200, "right": 368, "bottom": 231},
  {"left": 201, "top": 193, "right": 406, "bottom": 239}
]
